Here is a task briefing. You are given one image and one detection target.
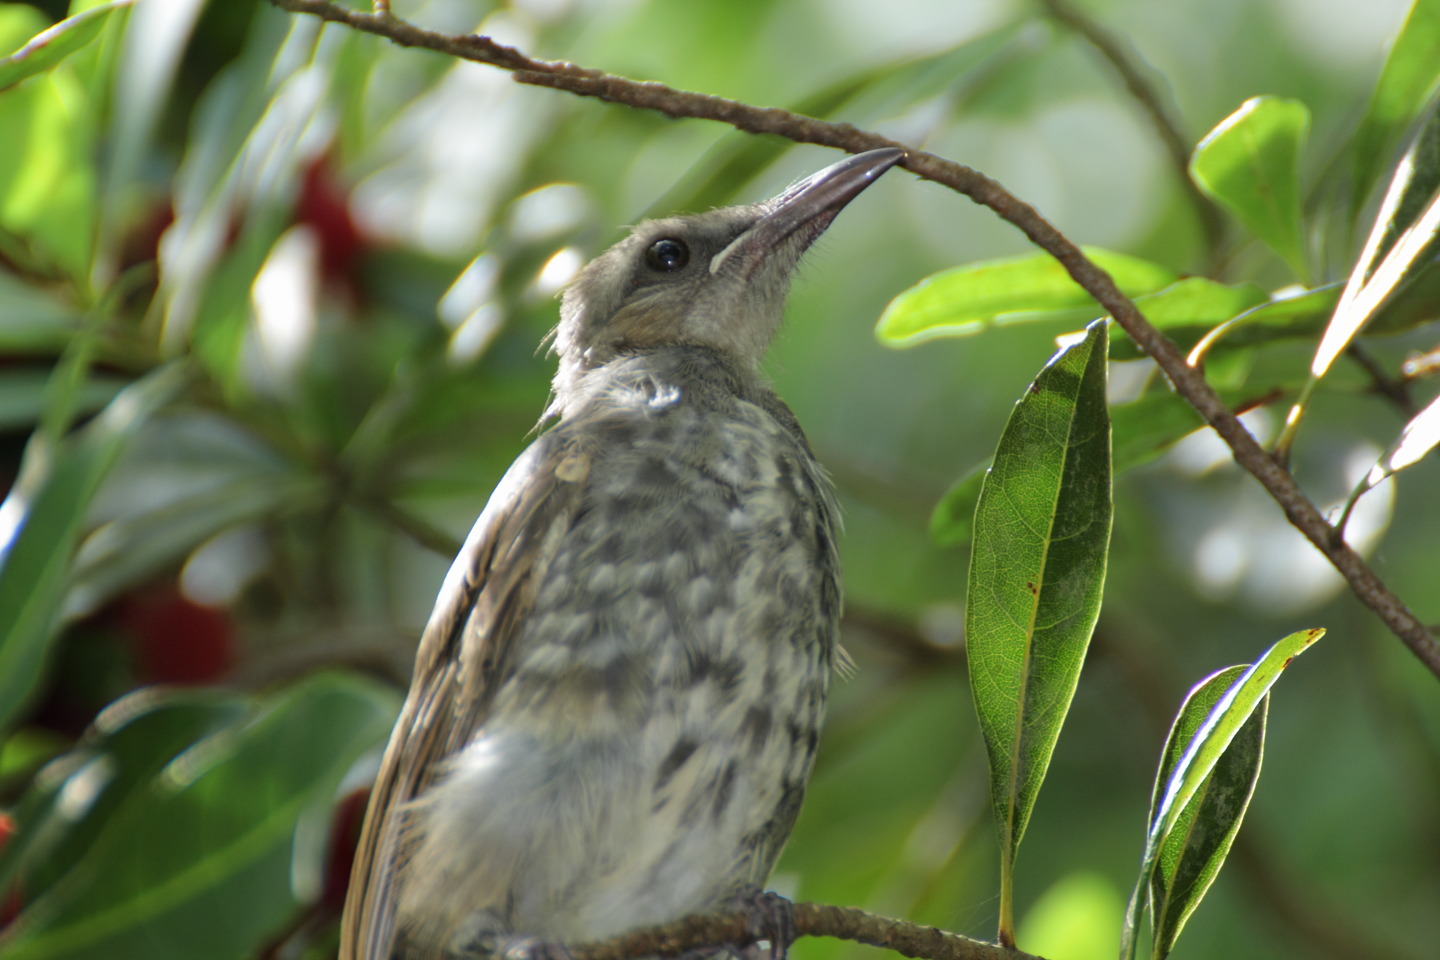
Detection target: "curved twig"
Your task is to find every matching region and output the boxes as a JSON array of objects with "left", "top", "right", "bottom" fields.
[
  {"left": 265, "top": 1, "right": 1440, "bottom": 675},
  {"left": 565, "top": 903, "right": 1046, "bottom": 960}
]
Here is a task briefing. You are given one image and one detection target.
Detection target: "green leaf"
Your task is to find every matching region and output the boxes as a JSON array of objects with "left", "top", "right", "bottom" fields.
[
  {"left": 935, "top": 387, "right": 1237, "bottom": 551},
  {"left": 1108, "top": 278, "right": 1268, "bottom": 360},
  {"left": 876, "top": 248, "right": 1176, "bottom": 346},
  {"left": 0, "top": 2, "right": 131, "bottom": 92},
  {"left": 1314, "top": 100, "right": 1440, "bottom": 378},
  {"left": 1110, "top": 392, "right": 1208, "bottom": 471},
  {"left": 68, "top": 465, "right": 321, "bottom": 617},
  {"left": 1190, "top": 96, "right": 1311, "bottom": 280},
  {"left": 0, "top": 268, "right": 83, "bottom": 353},
  {"left": 0, "top": 673, "right": 397, "bottom": 960},
  {"left": 932, "top": 384, "right": 1221, "bottom": 549},
  {"left": 1149, "top": 667, "right": 1267, "bottom": 959},
  {"left": 966, "top": 319, "right": 1113, "bottom": 942},
  {"left": 0, "top": 364, "right": 188, "bottom": 734},
  {"left": 157, "top": 9, "right": 303, "bottom": 380},
  {"left": 0, "top": 689, "right": 247, "bottom": 903},
  {"left": 1373, "top": 389, "right": 1440, "bottom": 478},
  {"left": 1178, "top": 283, "right": 1342, "bottom": 365},
  {"left": 0, "top": 68, "right": 98, "bottom": 280},
  {"left": 1350, "top": 0, "right": 1440, "bottom": 216},
  {"left": 0, "top": 370, "right": 122, "bottom": 433},
  {"left": 1341, "top": 390, "right": 1440, "bottom": 530},
  {"left": 928, "top": 461, "right": 988, "bottom": 547},
  {"left": 1120, "top": 628, "right": 1325, "bottom": 960}
]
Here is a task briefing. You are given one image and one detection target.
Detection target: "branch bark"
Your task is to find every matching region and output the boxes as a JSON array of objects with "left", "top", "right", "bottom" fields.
[
  {"left": 265, "top": 1, "right": 1440, "bottom": 674},
  {"left": 563, "top": 903, "right": 1046, "bottom": 960}
]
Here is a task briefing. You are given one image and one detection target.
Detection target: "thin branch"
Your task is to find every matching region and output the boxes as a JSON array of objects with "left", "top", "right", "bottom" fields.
[
  {"left": 1036, "top": 0, "right": 1227, "bottom": 262},
  {"left": 564, "top": 903, "right": 1046, "bottom": 960},
  {"left": 1346, "top": 343, "right": 1416, "bottom": 416},
  {"left": 265, "top": 0, "right": 1440, "bottom": 681}
]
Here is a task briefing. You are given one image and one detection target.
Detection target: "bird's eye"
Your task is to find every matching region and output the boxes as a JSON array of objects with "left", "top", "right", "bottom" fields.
[{"left": 644, "top": 238, "right": 690, "bottom": 271}]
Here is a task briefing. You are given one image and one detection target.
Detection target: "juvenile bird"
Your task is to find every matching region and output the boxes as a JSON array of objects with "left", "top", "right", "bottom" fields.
[{"left": 341, "top": 147, "right": 905, "bottom": 960}]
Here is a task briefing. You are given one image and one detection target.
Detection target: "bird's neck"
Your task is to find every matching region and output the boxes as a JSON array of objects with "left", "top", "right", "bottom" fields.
[{"left": 547, "top": 345, "right": 775, "bottom": 422}]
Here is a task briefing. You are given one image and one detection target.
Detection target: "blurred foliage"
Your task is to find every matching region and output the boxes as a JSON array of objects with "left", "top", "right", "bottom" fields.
[{"left": 0, "top": 1, "right": 1437, "bottom": 959}]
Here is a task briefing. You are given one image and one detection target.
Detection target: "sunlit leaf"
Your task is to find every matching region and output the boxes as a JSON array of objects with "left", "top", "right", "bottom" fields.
[
  {"left": 0, "top": 69, "right": 98, "bottom": 280},
  {"left": 0, "top": 1, "right": 131, "bottom": 92},
  {"left": 1108, "top": 278, "right": 1268, "bottom": 360},
  {"left": 967, "top": 319, "right": 1112, "bottom": 941},
  {"left": 1341, "top": 390, "right": 1440, "bottom": 531},
  {"left": 1121, "top": 628, "right": 1324, "bottom": 960},
  {"left": 1350, "top": 0, "right": 1440, "bottom": 216},
  {"left": 1314, "top": 101, "right": 1440, "bottom": 378},
  {"left": 1181, "top": 284, "right": 1341, "bottom": 365},
  {"left": 876, "top": 248, "right": 1176, "bottom": 346},
  {"left": 1149, "top": 667, "right": 1267, "bottom": 959},
  {"left": 1191, "top": 97, "right": 1311, "bottom": 279}
]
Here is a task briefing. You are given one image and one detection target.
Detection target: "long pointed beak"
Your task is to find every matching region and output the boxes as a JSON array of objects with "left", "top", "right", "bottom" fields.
[{"left": 710, "top": 148, "right": 905, "bottom": 276}]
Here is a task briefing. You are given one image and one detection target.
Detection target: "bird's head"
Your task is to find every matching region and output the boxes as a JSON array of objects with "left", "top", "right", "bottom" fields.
[{"left": 552, "top": 148, "right": 904, "bottom": 398}]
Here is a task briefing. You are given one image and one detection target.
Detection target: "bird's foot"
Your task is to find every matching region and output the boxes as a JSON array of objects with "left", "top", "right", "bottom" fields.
[
  {"left": 496, "top": 936, "right": 576, "bottom": 960},
  {"left": 727, "top": 887, "right": 796, "bottom": 960}
]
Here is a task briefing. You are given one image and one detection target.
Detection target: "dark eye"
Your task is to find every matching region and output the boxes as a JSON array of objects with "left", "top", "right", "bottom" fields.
[{"left": 644, "top": 238, "right": 689, "bottom": 271}]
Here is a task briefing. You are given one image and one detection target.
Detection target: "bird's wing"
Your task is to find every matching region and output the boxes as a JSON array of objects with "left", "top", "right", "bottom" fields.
[{"left": 340, "top": 431, "right": 591, "bottom": 960}]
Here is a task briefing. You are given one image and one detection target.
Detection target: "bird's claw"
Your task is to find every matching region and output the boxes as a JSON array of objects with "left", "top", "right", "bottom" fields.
[
  {"left": 730, "top": 888, "right": 796, "bottom": 960},
  {"left": 498, "top": 936, "right": 576, "bottom": 960}
]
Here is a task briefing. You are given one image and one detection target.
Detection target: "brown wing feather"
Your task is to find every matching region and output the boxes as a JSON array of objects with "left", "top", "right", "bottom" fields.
[{"left": 340, "top": 435, "right": 588, "bottom": 960}]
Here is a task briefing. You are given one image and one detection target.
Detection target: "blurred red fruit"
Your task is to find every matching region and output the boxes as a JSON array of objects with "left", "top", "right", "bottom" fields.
[{"left": 116, "top": 586, "right": 233, "bottom": 685}]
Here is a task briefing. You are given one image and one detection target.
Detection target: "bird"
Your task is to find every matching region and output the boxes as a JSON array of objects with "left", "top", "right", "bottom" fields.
[{"left": 340, "top": 147, "right": 905, "bottom": 960}]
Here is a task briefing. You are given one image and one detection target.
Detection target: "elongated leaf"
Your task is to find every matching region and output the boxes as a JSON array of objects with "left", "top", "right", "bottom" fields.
[
  {"left": 0, "top": 62, "right": 98, "bottom": 279},
  {"left": 1378, "top": 390, "right": 1440, "bottom": 476},
  {"left": 1351, "top": 0, "right": 1440, "bottom": 215},
  {"left": 1121, "top": 628, "right": 1324, "bottom": 960},
  {"left": 1151, "top": 629, "right": 1321, "bottom": 872},
  {"left": 966, "top": 319, "right": 1112, "bottom": 942},
  {"left": 0, "top": 364, "right": 188, "bottom": 734},
  {"left": 0, "top": 371, "right": 124, "bottom": 433},
  {"left": 1149, "top": 668, "right": 1268, "bottom": 959},
  {"left": 933, "top": 387, "right": 1229, "bottom": 549},
  {"left": 1182, "top": 284, "right": 1342, "bottom": 365},
  {"left": 1314, "top": 101, "right": 1440, "bottom": 378},
  {"left": 929, "top": 461, "right": 988, "bottom": 547},
  {"left": 1108, "top": 278, "right": 1268, "bottom": 360},
  {"left": 876, "top": 248, "right": 1175, "bottom": 346},
  {"left": 1190, "top": 97, "right": 1311, "bottom": 279},
  {"left": 0, "top": 2, "right": 131, "bottom": 92},
  {"left": 0, "top": 690, "right": 246, "bottom": 902},
  {"left": 1109, "top": 392, "right": 1208, "bottom": 471},
  {"left": 67, "top": 471, "right": 320, "bottom": 617},
  {"left": 0, "top": 673, "right": 397, "bottom": 960},
  {"left": 0, "top": 268, "right": 85, "bottom": 353},
  {"left": 1342, "top": 390, "right": 1440, "bottom": 529}
]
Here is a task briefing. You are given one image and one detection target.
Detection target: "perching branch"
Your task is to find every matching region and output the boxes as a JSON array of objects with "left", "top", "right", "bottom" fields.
[
  {"left": 563, "top": 903, "right": 1046, "bottom": 960},
  {"left": 266, "top": 0, "right": 1440, "bottom": 682}
]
